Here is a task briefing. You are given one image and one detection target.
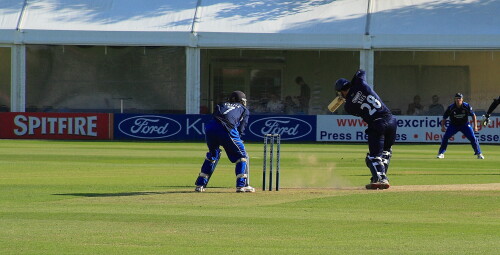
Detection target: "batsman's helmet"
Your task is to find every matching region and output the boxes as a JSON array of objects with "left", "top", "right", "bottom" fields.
[
  {"left": 229, "top": 91, "right": 247, "bottom": 105},
  {"left": 454, "top": 93, "right": 463, "bottom": 99},
  {"left": 335, "top": 78, "right": 351, "bottom": 92}
]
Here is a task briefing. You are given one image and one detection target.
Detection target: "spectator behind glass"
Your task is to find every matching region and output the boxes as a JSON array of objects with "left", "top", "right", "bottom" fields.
[
  {"left": 295, "top": 76, "right": 311, "bottom": 114},
  {"left": 427, "top": 95, "right": 444, "bottom": 116},
  {"left": 284, "top": 96, "right": 298, "bottom": 115},
  {"left": 407, "top": 95, "right": 424, "bottom": 115},
  {"left": 266, "top": 94, "right": 284, "bottom": 113}
]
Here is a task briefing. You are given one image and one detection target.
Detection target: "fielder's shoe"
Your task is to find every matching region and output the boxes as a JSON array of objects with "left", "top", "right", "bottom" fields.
[
  {"left": 477, "top": 154, "right": 485, "bottom": 159},
  {"left": 194, "top": 186, "right": 205, "bottom": 192},
  {"left": 236, "top": 186, "right": 255, "bottom": 193},
  {"left": 436, "top": 154, "right": 444, "bottom": 159}
]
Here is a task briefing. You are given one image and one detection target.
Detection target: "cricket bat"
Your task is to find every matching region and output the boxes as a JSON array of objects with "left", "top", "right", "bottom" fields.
[{"left": 327, "top": 96, "right": 345, "bottom": 112}]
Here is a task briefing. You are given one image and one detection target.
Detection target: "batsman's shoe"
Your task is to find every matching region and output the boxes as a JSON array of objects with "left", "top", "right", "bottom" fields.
[
  {"left": 236, "top": 186, "right": 255, "bottom": 193},
  {"left": 194, "top": 186, "right": 206, "bottom": 192},
  {"left": 477, "top": 154, "right": 485, "bottom": 159},
  {"left": 436, "top": 154, "right": 444, "bottom": 159},
  {"left": 365, "top": 180, "right": 390, "bottom": 190},
  {"left": 365, "top": 182, "right": 380, "bottom": 190},
  {"left": 379, "top": 179, "right": 390, "bottom": 189}
]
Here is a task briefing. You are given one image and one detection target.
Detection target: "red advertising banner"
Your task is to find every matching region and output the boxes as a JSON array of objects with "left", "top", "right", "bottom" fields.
[{"left": 0, "top": 113, "right": 113, "bottom": 140}]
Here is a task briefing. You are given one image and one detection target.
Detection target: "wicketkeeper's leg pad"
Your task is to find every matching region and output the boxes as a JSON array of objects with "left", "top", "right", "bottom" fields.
[
  {"left": 235, "top": 158, "right": 248, "bottom": 187},
  {"left": 195, "top": 149, "right": 221, "bottom": 187}
]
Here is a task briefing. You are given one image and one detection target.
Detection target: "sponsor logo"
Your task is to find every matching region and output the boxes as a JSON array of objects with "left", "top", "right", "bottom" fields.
[
  {"left": 352, "top": 91, "right": 366, "bottom": 104},
  {"left": 13, "top": 115, "right": 98, "bottom": 137},
  {"left": 249, "top": 117, "right": 312, "bottom": 140},
  {"left": 118, "top": 115, "right": 181, "bottom": 139},
  {"left": 318, "top": 115, "right": 500, "bottom": 144}
]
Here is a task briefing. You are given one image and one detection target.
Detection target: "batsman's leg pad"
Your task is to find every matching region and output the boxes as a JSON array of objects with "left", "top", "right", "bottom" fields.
[
  {"left": 195, "top": 150, "right": 221, "bottom": 187},
  {"left": 381, "top": 150, "right": 392, "bottom": 174},
  {"left": 365, "top": 154, "right": 386, "bottom": 182},
  {"left": 235, "top": 158, "right": 248, "bottom": 187}
]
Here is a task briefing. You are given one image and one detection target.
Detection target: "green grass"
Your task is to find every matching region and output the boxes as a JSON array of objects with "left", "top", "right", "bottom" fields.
[{"left": 0, "top": 140, "right": 499, "bottom": 254}]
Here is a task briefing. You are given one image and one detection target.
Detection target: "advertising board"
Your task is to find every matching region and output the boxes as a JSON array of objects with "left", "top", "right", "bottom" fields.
[
  {"left": 317, "top": 115, "right": 500, "bottom": 143},
  {"left": 113, "top": 114, "right": 316, "bottom": 142},
  {"left": 0, "top": 113, "right": 112, "bottom": 140}
]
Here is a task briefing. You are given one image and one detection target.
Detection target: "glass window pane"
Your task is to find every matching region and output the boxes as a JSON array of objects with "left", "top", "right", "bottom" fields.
[
  {"left": 375, "top": 51, "right": 500, "bottom": 116},
  {"left": 26, "top": 45, "right": 186, "bottom": 113},
  {"left": 202, "top": 49, "right": 359, "bottom": 115},
  {"left": 0, "top": 47, "right": 10, "bottom": 112}
]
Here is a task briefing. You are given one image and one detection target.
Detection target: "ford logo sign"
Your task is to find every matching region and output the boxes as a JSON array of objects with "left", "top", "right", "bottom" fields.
[
  {"left": 118, "top": 115, "right": 182, "bottom": 139},
  {"left": 248, "top": 117, "right": 312, "bottom": 140}
]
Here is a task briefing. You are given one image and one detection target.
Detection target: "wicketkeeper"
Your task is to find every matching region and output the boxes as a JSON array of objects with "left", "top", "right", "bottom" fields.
[
  {"left": 436, "top": 93, "right": 483, "bottom": 159},
  {"left": 334, "top": 69, "right": 397, "bottom": 189},
  {"left": 481, "top": 96, "right": 499, "bottom": 126},
  {"left": 194, "top": 91, "right": 255, "bottom": 193}
]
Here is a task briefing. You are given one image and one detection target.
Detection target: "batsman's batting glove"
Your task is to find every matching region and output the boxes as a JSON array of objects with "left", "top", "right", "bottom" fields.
[{"left": 481, "top": 114, "right": 490, "bottom": 127}]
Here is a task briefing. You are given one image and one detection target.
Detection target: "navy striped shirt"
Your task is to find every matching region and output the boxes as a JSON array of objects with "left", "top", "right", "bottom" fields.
[
  {"left": 213, "top": 102, "right": 249, "bottom": 134},
  {"left": 343, "top": 70, "right": 392, "bottom": 124}
]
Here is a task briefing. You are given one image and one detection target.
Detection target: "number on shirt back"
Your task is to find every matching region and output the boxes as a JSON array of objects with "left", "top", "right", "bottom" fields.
[
  {"left": 360, "top": 95, "right": 381, "bottom": 115},
  {"left": 223, "top": 106, "right": 235, "bottom": 115}
]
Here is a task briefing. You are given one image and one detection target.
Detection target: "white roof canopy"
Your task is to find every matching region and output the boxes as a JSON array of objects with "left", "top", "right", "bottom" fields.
[
  {"left": 0, "top": 0, "right": 498, "bottom": 49},
  {"left": 370, "top": 0, "right": 500, "bottom": 49}
]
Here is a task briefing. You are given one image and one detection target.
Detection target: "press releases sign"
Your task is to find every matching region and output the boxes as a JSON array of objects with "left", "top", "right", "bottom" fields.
[
  {"left": 317, "top": 115, "right": 500, "bottom": 144},
  {"left": 0, "top": 113, "right": 113, "bottom": 140}
]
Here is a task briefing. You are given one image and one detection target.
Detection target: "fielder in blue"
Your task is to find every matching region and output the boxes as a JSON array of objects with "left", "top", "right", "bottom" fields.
[
  {"left": 437, "top": 93, "right": 484, "bottom": 159},
  {"left": 335, "top": 69, "right": 397, "bottom": 189},
  {"left": 194, "top": 91, "right": 255, "bottom": 193}
]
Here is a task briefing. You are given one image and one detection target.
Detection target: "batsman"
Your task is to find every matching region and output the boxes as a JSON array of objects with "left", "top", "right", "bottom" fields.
[
  {"left": 482, "top": 96, "right": 500, "bottom": 126},
  {"left": 332, "top": 69, "right": 397, "bottom": 189}
]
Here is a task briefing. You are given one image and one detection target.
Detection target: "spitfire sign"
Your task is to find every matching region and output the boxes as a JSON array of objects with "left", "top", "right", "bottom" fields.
[{"left": 0, "top": 113, "right": 112, "bottom": 140}]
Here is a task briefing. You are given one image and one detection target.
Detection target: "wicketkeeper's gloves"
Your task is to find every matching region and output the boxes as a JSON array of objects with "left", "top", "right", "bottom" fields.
[{"left": 481, "top": 114, "right": 490, "bottom": 127}]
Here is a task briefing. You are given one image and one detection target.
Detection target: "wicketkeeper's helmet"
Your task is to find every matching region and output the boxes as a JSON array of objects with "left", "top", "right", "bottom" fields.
[
  {"left": 335, "top": 78, "right": 351, "bottom": 92},
  {"left": 229, "top": 90, "right": 247, "bottom": 106}
]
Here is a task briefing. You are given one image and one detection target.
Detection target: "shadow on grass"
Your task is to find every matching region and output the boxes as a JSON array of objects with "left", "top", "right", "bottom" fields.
[
  {"left": 53, "top": 186, "right": 231, "bottom": 197},
  {"left": 346, "top": 173, "right": 500, "bottom": 176}
]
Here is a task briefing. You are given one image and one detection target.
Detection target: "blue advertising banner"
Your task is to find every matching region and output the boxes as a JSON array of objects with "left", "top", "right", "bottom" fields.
[
  {"left": 246, "top": 115, "right": 317, "bottom": 141},
  {"left": 113, "top": 114, "right": 317, "bottom": 141},
  {"left": 114, "top": 114, "right": 211, "bottom": 141}
]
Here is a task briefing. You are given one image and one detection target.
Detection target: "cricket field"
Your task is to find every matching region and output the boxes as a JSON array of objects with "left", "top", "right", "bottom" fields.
[{"left": 0, "top": 140, "right": 498, "bottom": 254}]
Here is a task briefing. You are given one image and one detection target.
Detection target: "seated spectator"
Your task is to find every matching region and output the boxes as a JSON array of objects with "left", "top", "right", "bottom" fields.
[
  {"left": 266, "top": 94, "right": 284, "bottom": 113},
  {"left": 427, "top": 95, "right": 445, "bottom": 116},
  {"left": 283, "top": 96, "right": 299, "bottom": 114},
  {"left": 407, "top": 95, "right": 424, "bottom": 115},
  {"left": 250, "top": 100, "right": 267, "bottom": 114}
]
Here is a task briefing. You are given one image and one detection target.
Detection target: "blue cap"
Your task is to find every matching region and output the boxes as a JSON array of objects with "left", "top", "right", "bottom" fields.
[
  {"left": 335, "top": 78, "right": 350, "bottom": 92},
  {"left": 454, "top": 93, "right": 463, "bottom": 99}
]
